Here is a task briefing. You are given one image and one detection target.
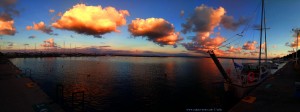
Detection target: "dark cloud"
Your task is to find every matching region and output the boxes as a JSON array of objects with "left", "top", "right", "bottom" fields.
[
  {"left": 253, "top": 24, "right": 261, "bottom": 30},
  {"left": 180, "top": 10, "right": 184, "bottom": 17},
  {"left": 221, "top": 15, "right": 248, "bottom": 31},
  {"left": 98, "top": 45, "right": 111, "bottom": 48},
  {"left": 0, "top": 0, "right": 19, "bottom": 16},
  {"left": 28, "top": 35, "right": 36, "bottom": 39},
  {"left": 7, "top": 42, "right": 13, "bottom": 46},
  {"left": 285, "top": 42, "right": 290, "bottom": 47},
  {"left": 181, "top": 4, "right": 225, "bottom": 34},
  {"left": 0, "top": 13, "right": 12, "bottom": 21}
]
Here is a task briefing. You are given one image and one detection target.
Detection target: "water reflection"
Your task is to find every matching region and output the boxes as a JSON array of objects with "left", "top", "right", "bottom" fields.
[{"left": 10, "top": 57, "right": 253, "bottom": 111}]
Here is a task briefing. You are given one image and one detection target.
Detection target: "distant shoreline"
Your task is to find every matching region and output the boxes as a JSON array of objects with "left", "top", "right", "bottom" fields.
[{"left": 1, "top": 52, "right": 279, "bottom": 60}]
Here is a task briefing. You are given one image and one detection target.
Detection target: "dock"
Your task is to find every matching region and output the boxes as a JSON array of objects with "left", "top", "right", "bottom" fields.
[
  {"left": 0, "top": 53, "right": 64, "bottom": 112},
  {"left": 229, "top": 61, "right": 300, "bottom": 112}
]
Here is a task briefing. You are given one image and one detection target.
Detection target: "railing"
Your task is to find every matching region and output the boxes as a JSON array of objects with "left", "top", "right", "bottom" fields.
[{"left": 56, "top": 84, "right": 85, "bottom": 112}]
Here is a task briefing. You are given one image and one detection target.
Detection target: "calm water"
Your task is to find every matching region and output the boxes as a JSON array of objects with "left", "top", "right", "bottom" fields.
[{"left": 10, "top": 57, "right": 252, "bottom": 111}]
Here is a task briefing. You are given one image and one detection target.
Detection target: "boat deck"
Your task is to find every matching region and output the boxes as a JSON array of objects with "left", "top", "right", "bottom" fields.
[
  {"left": 229, "top": 61, "right": 300, "bottom": 112},
  {"left": 229, "top": 61, "right": 288, "bottom": 87}
]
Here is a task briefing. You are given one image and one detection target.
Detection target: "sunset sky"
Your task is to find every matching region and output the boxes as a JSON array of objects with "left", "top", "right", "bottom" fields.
[{"left": 0, "top": 0, "right": 299, "bottom": 58}]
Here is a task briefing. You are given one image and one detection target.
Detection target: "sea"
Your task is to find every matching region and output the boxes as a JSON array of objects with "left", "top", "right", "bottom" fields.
[{"left": 10, "top": 56, "right": 256, "bottom": 112}]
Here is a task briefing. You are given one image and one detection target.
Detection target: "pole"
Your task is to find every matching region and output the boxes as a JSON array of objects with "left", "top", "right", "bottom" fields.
[
  {"left": 208, "top": 50, "right": 232, "bottom": 83},
  {"left": 258, "top": 0, "right": 264, "bottom": 70},
  {"left": 263, "top": 2, "right": 267, "bottom": 62},
  {"left": 297, "top": 32, "right": 298, "bottom": 65}
]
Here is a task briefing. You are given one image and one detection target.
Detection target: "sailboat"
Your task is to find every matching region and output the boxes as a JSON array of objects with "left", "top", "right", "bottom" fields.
[{"left": 208, "top": 0, "right": 270, "bottom": 87}]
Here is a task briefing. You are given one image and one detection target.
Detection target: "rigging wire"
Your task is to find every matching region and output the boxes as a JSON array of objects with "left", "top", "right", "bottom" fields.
[{"left": 213, "top": 0, "right": 261, "bottom": 51}]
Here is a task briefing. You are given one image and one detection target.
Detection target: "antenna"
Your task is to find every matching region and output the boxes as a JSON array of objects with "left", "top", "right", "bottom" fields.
[
  {"left": 34, "top": 43, "right": 35, "bottom": 52},
  {"left": 70, "top": 43, "right": 71, "bottom": 53},
  {"left": 75, "top": 44, "right": 76, "bottom": 53},
  {"left": 63, "top": 41, "right": 66, "bottom": 54}
]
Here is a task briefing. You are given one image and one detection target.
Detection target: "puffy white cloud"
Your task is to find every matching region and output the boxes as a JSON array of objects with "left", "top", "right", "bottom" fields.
[
  {"left": 52, "top": 4, "right": 129, "bottom": 37},
  {"left": 128, "top": 18, "right": 182, "bottom": 46}
]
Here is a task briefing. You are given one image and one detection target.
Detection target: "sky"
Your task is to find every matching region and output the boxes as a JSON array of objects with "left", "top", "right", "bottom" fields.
[{"left": 0, "top": 0, "right": 299, "bottom": 58}]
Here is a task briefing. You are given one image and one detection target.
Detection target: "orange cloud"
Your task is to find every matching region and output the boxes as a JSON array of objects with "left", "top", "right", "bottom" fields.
[
  {"left": 286, "top": 37, "right": 300, "bottom": 48},
  {"left": 0, "top": 19, "right": 15, "bottom": 35},
  {"left": 226, "top": 46, "right": 242, "bottom": 53},
  {"left": 182, "top": 33, "right": 225, "bottom": 55},
  {"left": 261, "top": 42, "right": 265, "bottom": 49},
  {"left": 181, "top": 4, "right": 248, "bottom": 55},
  {"left": 0, "top": 13, "right": 16, "bottom": 35},
  {"left": 0, "top": 0, "right": 19, "bottom": 35},
  {"left": 41, "top": 38, "right": 57, "bottom": 47},
  {"left": 181, "top": 5, "right": 226, "bottom": 54},
  {"left": 128, "top": 18, "right": 182, "bottom": 47},
  {"left": 52, "top": 4, "right": 129, "bottom": 37},
  {"left": 242, "top": 41, "right": 257, "bottom": 50},
  {"left": 26, "top": 21, "right": 56, "bottom": 35},
  {"left": 57, "top": 12, "right": 62, "bottom": 16},
  {"left": 49, "top": 9, "right": 55, "bottom": 13}
]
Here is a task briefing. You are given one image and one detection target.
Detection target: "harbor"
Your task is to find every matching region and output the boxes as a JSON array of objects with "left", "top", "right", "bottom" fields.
[{"left": 1, "top": 0, "right": 300, "bottom": 111}]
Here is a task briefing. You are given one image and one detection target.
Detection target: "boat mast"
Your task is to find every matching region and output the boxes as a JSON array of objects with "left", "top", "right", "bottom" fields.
[
  {"left": 258, "top": 0, "right": 264, "bottom": 68},
  {"left": 263, "top": 0, "right": 267, "bottom": 62}
]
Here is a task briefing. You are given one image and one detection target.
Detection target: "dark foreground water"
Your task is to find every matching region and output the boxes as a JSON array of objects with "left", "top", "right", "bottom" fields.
[{"left": 10, "top": 57, "right": 251, "bottom": 112}]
